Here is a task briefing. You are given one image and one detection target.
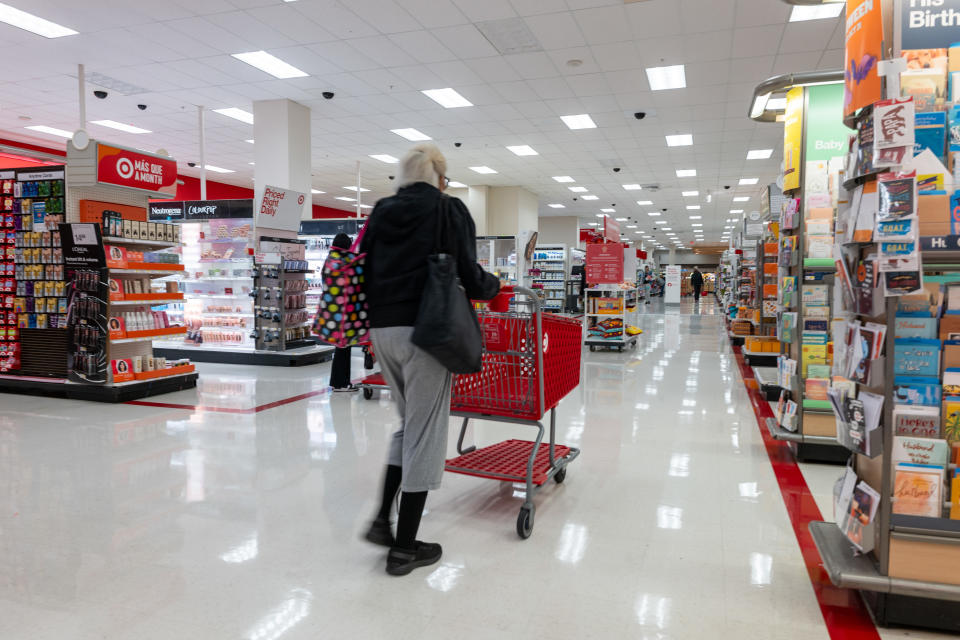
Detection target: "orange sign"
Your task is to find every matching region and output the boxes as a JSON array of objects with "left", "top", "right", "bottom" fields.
[{"left": 844, "top": 0, "right": 884, "bottom": 117}]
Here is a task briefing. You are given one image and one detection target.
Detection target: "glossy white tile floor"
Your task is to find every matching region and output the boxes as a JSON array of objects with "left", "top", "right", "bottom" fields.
[{"left": 0, "top": 297, "right": 949, "bottom": 639}]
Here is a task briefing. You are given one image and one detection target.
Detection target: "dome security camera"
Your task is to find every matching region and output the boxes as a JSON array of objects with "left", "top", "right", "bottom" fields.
[
  {"left": 724, "top": 185, "right": 731, "bottom": 190},
  {"left": 322, "top": 91, "right": 335, "bottom": 99},
  {"left": 454, "top": 142, "right": 462, "bottom": 148},
  {"left": 634, "top": 112, "right": 646, "bottom": 120},
  {"left": 613, "top": 167, "right": 621, "bottom": 173},
  {"left": 661, "top": 207, "right": 667, "bottom": 212},
  {"left": 187, "top": 162, "right": 196, "bottom": 167},
  {"left": 137, "top": 104, "right": 147, "bottom": 111},
  {"left": 93, "top": 90, "right": 108, "bottom": 99},
  {"left": 388, "top": 175, "right": 395, "bottom": 180},
  {"left": 572, "top": 197, "right": 578, "bottom": 202}
]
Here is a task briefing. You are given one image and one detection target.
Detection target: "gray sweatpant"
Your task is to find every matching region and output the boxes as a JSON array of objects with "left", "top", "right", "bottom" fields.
[{"left": 371, "top": 326, "right": 453, "bottom": 492}]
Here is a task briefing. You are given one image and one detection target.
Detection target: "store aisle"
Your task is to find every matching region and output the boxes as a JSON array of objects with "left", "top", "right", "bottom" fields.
[{"left": 2, "top": 306, "right": 891, "bottom": 640}]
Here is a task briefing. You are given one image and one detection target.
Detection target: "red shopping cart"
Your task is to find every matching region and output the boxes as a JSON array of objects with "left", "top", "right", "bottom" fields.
[
  {"left": 359, "top": 343, "right": 389, "bottom": 400},
  {"left": 445, "top": 286, "right": 582, "bottom": 539}
]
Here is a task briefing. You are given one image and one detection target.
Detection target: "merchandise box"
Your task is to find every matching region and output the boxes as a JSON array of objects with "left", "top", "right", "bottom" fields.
[
  {"left": 139, "top": 221, "right": 149, "bottom": 239},
  {"left": 123, "top": 219, "right": 133, "bottom": 238}
]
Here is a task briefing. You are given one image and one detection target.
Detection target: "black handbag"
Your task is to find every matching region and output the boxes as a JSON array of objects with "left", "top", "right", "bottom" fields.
[{"left": 411, "top": 195, "right": 483, "bottom": 374}]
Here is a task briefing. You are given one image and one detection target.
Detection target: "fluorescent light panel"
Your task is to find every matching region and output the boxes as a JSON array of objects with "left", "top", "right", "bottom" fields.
[
  {"left": 637, "top": 200, "right": 653, "bottom": 206},
  {"left": 733, "top": 197, "right": 750, "bottom": 202},
  {"left": 470, "top": 166, "right": 497, "bottom": 174},
  {"left": 506, "top": 145, "right": 538, "bottom": 156},
  {"left": 666, "top": 134, "right": 692, "bottom": 147},
  {"left": 601, "top": 209, "right": 615, "bottom": 213},
  {"left": 739, "top": 178, "right": 759, "bottom": 185},
  {"left": 622, "top": 184, "right": 642, "bottom": 191},
  {"left": 213, "top": 107, "right": 254, "bottom": 124},
  {"left": 581, "top": 195, "right": 598, "bottom": 200},
  {"left": 25, "top": 125, "right": 72, "bottom": 138},
  {"left": 682, "top": 191, "right": 699, "bottom": 197},
  {"left": 232, "top": 51, "right": 307, "bottom": 79},
  {"left": 245, "top": 139, "right": 255, "bottom": 144},
  {"left": 91, "top": 119, "right": 151, "bottom": 134},
  {"left": 311, "top": 189, "right": 325, "bottom": 194},
  {"left": 0, "top": 3, "right": 77, "bottom": 38},
  {"left": 369, "top": 154, "right": 399, "bottom": 164},
  {"left": 686, "top": 205, "right": 701, "bottom": 210},
  {"left": 747, "top": 149, "right": 773, "bottom": 160},
  {"left": 553, "top": 176, "right": 575, "bottom": 183},
  {"left": 560, "top": 114, "right": 597, "bottom": 130},
  {"left": 421, "top": 88, "right": 473, "bottom": 108},
  {"left": 344, "top": 186, "right": 370, "bottom": 192},
  {"left": 391, "top": 128, "right": 431, "bottom": 141},
  {"left": 448, "top": 181, "right": 468, "bottom": 188},
  {"left": 789, "top": 4, "right": 843, "bottom": 22},
  {"left": 336, "top": 196, "right": 356, "bottom": 202},
  {"left": 204, "top": 165, "right": 233, "bottom": 173},
  {"left": 569, "top": 186, "right": 588, "bottom": 193},
  {"left": 645, "top": 65, "right": 686, "bottom": 91},
  {"left": 548, "top": 204, "right": 565, "bottom": 209},
  {"left": 676, "top": 169, "right": 696, "bottom": 177}
]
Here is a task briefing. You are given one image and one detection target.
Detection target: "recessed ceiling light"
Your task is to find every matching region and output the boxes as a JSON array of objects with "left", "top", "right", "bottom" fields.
[
  {"left": 448, "top": 181, "right": 468, "bottom": 188},
  {"left": 681, "top": 191, "right": 699, "bottom": 197},
  {"left": 645, "top": 65, "right": 686, "bottom": 91},
  {"left": 665, "top": 134, "right": 693, "bottom": 147},
  {"left": 560, "top": 114, "right": 597, "bottom": 130},
  {"left": 627, "top": 225, "right": 638, "bottom": 229},
  {"left": 747, "top": 149, "right": 773, "bottom": 160},
  {"left": 311, "top": 189, "right": 325, "bottom": 194},
  {"left": 391, "top": 128, "right": 431, "bottom": 141},
  {"left": 25, "top": 125, "right": 73, "bottom": 138},
  {"left": 245, "top": 139, "right": 255, "bottom": 144},
  {"left": 689, "top": 216, "right": 702, "bottom": 220},
  {"left": 344, "top": 186, "right": 371, "bottom": 192},
  {"left": 661, "top": 227, "right": 672, "bottom": 231},
  {"left": 469, "top": 166, "right": 497, "bottom": 174},
  {"left": 691, "top": 223, "right": 703, "bottom": 227},
  {"left": 622, "top": 184, "right": 642, "bottom": 191},
  {"left": 637, "top": 200, "right": 653, "bottom": 206},
  {"left": 506, "top": 145, "right": 538, "bottom": 156},
  {"left": 0, "top": 3, "right": 77, "bottom": 38},
  {"left": 730, "top": 209, "right": 744, "bottom": 214},
  {"left": 686, "top": 206, "right": 701, "bottom": 211},
  {"left": 548, "top": 203, "right": 565, "bottom": 209},
  {"left": 615, "top": 217, "right": 628, "bottom": 221},
  {"left": 421, "top": 88, "right": 473, "bottom": 108},
  {"left": 789, "top": 4, "right": 843, "bottom": 22},
  {"left": 553, "top": 176, "right": 575, "bottom": 183},
  {"left": 647, "top": 212, "right": 661, "bottom": 216},
  {"left": 91, "top": 119, "right": 151, "bottom": 134},
  {"left": 336, "top": 196, "right": 356, "bottom": 202},
  {"left": 232, "top": 51, "right": 308, "bottom": 79},
  {"left": 739, "top": 178, "right": 759, "bottom": 185},
  {"left": 601, "top": 208, "right": 616, "bottom": 213},
  {"left": 204, "top": 165, "right": 234, "bottom": 173},
  {"left": 676, "top": 169, "right": 696, "bottom": 177},
  {"left": 581, "top": 195, "right": 599, "bottom": 200},
  {"left": 733, "top": 196, "right": 750, "bottom": 202},
  {"left": 369, "top": 154, "right": 399, "bottom": 164},
  {"left": 213, "top": 107, "right": 254, "bottom": 124},
  {"left": 569, "top": 186, "right": 588, "bottom": 193}
]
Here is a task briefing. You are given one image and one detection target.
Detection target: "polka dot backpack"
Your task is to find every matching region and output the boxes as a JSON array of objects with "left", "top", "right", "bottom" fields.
[{"left": 312, "top": 226, "right": 370, "bottom": 348}]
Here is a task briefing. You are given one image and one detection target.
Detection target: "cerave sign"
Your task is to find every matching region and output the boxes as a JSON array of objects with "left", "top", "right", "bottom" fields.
[
  {"left": 256, "top": 185, "right": 307, "bottom": 233},
  {"left": 96, "top": 144, "right": 177, "bottom": 196}
]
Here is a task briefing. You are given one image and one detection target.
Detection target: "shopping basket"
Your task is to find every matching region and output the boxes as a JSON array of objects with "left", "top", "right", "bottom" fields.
[{"left": 445, "top": 286, "right": 582, "bottom": 539}]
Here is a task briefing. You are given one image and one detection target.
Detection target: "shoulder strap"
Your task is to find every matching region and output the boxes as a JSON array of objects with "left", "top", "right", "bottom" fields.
[{"left": 433, "top": 194, "right": 454, "bottom": 256}]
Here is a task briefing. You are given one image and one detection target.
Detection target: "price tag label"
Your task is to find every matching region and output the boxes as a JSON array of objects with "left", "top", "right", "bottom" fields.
[{"left": 72, "top": 223, "right": 98, "bottom": 245}]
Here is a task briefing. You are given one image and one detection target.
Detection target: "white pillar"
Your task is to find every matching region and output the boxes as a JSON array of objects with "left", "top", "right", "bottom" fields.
[
  {"left": 253, "top": 99, "right": 312, "bottom": 220},
  {"left": 537, "top": 216, "right": 578, "bottom": 246},
  {"left": 487, "top": 187, "right": 538, "bottom": 238},
  {"left": 198, "top": 105, "right": 207, "bottom": 200}
]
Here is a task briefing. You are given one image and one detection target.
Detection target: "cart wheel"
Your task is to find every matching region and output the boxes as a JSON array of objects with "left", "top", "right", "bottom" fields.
[
  {"left": 517, "top": 505, "right": 534, "bottom": 539},
  {"left": 363, "top": 387, "right": 374, "bottom": 400},
  {"left": 554, "top": 467, "right": 566, "bottom": 484}
]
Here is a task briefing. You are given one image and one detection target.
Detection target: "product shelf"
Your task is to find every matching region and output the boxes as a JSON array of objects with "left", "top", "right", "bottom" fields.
[
  {"left": 103, "top": 236, "right": 178, "bottom": 248},
  {"left": 111, "top": 293, "right": 184, "bottom": 304},
  {"left": 111, "top": 265, "right": 184, "bottom": 275},
  {"left": 111, "top": 327, "right": 187, "bottom": 343}
]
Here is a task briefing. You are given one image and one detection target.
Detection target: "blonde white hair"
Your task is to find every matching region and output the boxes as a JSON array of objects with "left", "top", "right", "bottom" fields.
[{"left": 398, "top": 143, "right": 447, "bottom": 189}]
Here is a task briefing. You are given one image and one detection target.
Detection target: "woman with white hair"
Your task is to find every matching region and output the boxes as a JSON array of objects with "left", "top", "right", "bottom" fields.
[{"left": 360, "top": 143, "right": 500, "bottom": 576}]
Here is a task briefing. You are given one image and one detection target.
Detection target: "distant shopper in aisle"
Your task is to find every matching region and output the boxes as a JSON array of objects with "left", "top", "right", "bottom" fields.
[
  {"left": 329, "top": 233, "right": 359, "bottom": 392},
  {"left": 691, "top": 267, "right": 704, "bottom": 302},
  {"left": 361, "top": 143, "right": 500, "bottom": 576}
]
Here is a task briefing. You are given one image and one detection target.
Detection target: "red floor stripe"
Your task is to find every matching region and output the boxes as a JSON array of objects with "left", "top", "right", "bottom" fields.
[{"left": 734, "top": 347, "right": 881, "bottom": 640}]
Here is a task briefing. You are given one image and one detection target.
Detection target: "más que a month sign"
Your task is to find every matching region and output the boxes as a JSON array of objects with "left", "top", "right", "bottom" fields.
[{"left": 96, "top": 144, "right": 177, "bottom": 197}]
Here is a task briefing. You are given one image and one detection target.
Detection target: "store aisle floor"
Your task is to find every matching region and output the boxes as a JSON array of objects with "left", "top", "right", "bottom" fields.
[{"left": 0, "top": 298, "right": 921, "bottom": 639}]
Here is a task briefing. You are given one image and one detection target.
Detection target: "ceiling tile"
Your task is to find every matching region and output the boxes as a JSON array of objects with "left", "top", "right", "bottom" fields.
[{"left": 432, "top": 25, "right": 502, "bottom": 59}]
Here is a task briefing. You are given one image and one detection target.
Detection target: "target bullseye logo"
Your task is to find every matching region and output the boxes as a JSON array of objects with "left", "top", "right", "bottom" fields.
[
  {"left": 116, "top": 157, "right": 135, "bottom": 179},
  {"left": 297, "top": 195, "right": 305, "bottom": 205}
]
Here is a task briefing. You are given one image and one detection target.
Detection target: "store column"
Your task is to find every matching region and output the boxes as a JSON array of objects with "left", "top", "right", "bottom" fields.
[{"left": 252, "top": 99, "right": 312, "bottom": 222}]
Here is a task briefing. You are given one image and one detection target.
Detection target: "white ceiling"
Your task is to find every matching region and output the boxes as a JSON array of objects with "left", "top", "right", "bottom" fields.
[{"left": 0, "top": 0, "right": 844, "bottom": 247}]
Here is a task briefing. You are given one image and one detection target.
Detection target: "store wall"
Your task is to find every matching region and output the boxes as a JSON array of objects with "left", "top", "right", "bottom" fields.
[
  {"left": 538, "top": 216, "right": 579, "bottom": 246},
  {"left": 654, "top": 250, "right": 720, "bottom": 267},
  {"left": 487, "top": 186, "right": 538, "bottom": 238}
]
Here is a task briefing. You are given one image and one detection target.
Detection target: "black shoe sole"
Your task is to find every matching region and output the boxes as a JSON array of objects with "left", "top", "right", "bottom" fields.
[
  {"left": 386, "top": 551, "right": 442, "bottom": 576},
  {"left": 364, "top": 529, "right": 395, "bottom": 547}
]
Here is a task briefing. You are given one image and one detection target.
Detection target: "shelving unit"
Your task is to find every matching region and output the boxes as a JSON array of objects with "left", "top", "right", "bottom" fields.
[
  {"left": 583, "top": 287, "right": 639, "bottom": 352},
  {"left": 476, "top": 235, "right": 518, "bottom": 285},
  {"left": 531, "top": 244, "right": 568, "bottom": 313}
]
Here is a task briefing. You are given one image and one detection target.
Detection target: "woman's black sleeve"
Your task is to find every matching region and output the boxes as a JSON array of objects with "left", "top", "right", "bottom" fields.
[{"left": 451, "top": 197, "right": 500, "bottom": 301}]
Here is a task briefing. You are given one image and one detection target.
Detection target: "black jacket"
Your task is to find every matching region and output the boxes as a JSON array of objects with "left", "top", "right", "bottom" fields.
[
  {"left": 360, "top": 182, "right": 500, "bottom": 328},
  {"left": 691, "top": 270, "right": 704, "bottom": 287}
]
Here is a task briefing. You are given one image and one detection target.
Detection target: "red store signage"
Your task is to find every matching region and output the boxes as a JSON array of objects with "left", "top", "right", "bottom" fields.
[
  {"left": 603, "top": 216, "right": 620, "bottom": 243},
  {"left": 586, "top": 243, "right": 624, "bottom": 285},
  {"left": 96, "top": 143, "right": 177, "bottom": 196}
]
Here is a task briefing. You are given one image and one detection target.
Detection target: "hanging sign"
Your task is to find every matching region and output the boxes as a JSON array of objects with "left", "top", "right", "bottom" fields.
[
  {"left": 899, "top": 0, "right": 960, "bottom": 50},
  {"left": 603, "top": 216, "right": 620, "bottom": 243},
  {"left": 845, "top": 0, "right": 884, "bottom": 117},
  {"left": 586, "top": 243, "right": 624, "bottom": 285},
  {"left": 59, "top": 223, "right": 106, "bottom": 269},
  {"left": 256, "top": 185, "right": 307, "bottom": 233},
  {"left": 96, "top": 143, "right": 177, "bottom": 196},
  {"left": 805, "top": 84, "right": 850, "bottom": 162},
  {"left": 782, "top": 87, "right": 804, "bottom": 192}
]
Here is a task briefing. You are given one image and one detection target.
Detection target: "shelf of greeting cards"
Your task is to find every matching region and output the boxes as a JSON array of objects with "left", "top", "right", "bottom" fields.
[{"left": 103, "top": 237, "right": 178, "bottom": 248}]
